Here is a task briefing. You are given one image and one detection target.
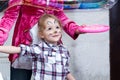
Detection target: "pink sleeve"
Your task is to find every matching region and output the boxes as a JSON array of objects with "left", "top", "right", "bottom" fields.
[
  {"left": 54, "top": 10, "right": 80, "bottom": 40},
  {"left": 0, "top": 6, "right": 20, "bottom": 45}
]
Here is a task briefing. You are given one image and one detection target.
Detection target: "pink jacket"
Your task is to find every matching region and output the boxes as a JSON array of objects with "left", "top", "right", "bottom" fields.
[{"left": 0, "top": 0, "right": 80, "bottom": 62}]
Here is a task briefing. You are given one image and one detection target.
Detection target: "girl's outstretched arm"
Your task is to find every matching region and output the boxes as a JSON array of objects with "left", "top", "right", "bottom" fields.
[{"left": 0, "top": 46, "right": 21, "bottom": 54}]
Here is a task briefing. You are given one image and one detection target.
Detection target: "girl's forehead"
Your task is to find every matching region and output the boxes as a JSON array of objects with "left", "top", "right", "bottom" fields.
[
  {"left": 45, "top": 18, "right": 58, "bottom": 25},
  {"left": 45, "top": 18, "right": 55, "bottom": 22}
]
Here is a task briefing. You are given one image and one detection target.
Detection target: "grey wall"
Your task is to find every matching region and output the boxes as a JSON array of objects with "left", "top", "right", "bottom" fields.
[{"left": 62, "top": 9, "right": 110, "bottom": 80}]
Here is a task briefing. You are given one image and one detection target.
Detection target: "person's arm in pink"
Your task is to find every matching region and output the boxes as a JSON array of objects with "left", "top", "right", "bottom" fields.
[{"left": 0, "top": 5, "right": 20, "bottom": 45}]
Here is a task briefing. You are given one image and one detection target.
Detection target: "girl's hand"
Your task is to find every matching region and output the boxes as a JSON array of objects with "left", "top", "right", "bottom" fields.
[{"left": 66, "top": 73, "right": 76, "bottom": 80}]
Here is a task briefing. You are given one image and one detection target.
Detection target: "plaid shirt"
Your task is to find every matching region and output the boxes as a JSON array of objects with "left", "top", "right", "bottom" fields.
[{"left": 20, "top": 41, "right": 70, "bottom": 80}]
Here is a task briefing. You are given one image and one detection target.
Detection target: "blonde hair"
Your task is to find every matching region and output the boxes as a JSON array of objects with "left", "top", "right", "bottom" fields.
[{"left": 38, "top": 14, "right": 62, "bottom": 33}]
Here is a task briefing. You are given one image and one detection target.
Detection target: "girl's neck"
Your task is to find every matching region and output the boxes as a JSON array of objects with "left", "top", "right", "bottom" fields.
[{"left": 42, "top": 39, "right": 58, "bottom": 45}]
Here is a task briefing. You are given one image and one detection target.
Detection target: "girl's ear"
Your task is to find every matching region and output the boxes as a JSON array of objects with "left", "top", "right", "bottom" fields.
[{"left": 38, "top": 32, "right": 44, "bottom": 39}]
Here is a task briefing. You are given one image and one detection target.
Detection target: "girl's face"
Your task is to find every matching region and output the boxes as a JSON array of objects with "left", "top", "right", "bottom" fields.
[{"left": 40, "top": 17, "right": 62, "bottom": 44}]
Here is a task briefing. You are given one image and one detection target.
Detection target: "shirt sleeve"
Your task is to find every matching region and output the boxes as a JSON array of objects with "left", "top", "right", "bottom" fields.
[
  {"left": 20, "top": 44, "right": 42, "bottom": 56},
  {"left": 0, "top": 5, "right": 20, "bottom": 45},
  {"left": 65, "top": 50, "right": 71, "bottom": 74}
]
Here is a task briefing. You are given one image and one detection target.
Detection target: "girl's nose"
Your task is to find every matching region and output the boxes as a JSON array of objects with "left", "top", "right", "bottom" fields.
[{"left": 54, "top": 30, "right": 57, "bottom": 33}]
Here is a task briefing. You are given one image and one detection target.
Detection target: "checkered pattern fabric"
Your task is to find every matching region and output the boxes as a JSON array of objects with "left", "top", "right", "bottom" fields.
[{"left": 20, "top": 41, "right": 70, "bottom": 80}]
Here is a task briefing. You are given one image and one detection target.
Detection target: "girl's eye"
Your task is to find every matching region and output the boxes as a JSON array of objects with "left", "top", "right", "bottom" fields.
[
  {"left": 47, "top": 27, "right": 52, "bottom": 30},
  {"left": 56, "top": 26, "right": 60, "bottom": 29}
]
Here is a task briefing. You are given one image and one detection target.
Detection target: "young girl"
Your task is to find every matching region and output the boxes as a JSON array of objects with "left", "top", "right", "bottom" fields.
[{"left": 0, "top": 14, "right": 75, "bottom": 80}]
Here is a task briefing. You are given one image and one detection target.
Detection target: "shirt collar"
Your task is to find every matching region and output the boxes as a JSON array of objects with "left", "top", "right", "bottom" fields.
[{"left": 42, "top": 39, "right": 63, "bottom": 48}]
